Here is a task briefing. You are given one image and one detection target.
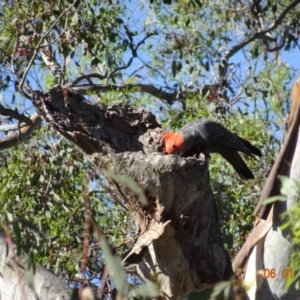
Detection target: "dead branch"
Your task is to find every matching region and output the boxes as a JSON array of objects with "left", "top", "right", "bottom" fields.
[{"left": 0, "top": 113, "right": 42, "bottom": 150}]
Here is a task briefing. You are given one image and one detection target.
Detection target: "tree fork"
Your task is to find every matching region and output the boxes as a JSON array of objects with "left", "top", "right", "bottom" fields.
[{"left": 32, "top": 87, "right": 233, "bottom": 298}]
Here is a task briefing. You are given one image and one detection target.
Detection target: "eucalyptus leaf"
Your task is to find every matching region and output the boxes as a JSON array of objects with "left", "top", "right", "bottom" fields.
[{"left": 135, "top": 281, "right": 160, "bottom": 297}]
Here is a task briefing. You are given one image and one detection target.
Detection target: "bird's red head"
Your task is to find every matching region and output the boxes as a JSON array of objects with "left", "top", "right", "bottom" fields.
[{"left": 160, "top": 131, "right": 185, "bottom": 154}]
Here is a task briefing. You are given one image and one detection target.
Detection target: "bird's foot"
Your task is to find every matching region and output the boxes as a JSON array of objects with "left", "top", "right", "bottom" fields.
[
  {"left": 199, "top": 153, "right": 206, "bottom": 162},
  {"left": 198, "top": 150, "right": 210, "bottom": 163}
]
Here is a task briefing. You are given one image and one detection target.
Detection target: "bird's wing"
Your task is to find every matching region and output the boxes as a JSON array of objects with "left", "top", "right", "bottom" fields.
[{"left": 204, "top": 122, "right": 260, "bottom": 156}]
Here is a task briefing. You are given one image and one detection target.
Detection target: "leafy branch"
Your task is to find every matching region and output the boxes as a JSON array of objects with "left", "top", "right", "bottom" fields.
[
  {"left": 219, "top": 0, "right": 300, "bottom": 80},
  {"left": 106, "top": 31, "right": 158, "bottom": 82},
  {"left": 18, "top": 0, "right": 78, "bottom": 94}
]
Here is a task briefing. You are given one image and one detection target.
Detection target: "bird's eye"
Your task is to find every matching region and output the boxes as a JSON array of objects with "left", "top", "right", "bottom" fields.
[{"left": 172, "top": 144, "right": 176, "bottom": 148}]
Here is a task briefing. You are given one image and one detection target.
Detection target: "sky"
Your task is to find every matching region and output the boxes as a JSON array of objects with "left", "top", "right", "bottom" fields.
[
  {"left": 282, "top": 49, "right": 300, "bottom": 78},
  {"left": 1, "top": 0, "right": 300, "bottom": 142}
]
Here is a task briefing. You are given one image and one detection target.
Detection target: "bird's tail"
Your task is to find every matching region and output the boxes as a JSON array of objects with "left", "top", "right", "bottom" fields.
[
  {"left": 238, "top": 137, "right": 262, "bottom": 157},
  {"left": 218, "top": 148, "right": 254, "bottom": 180}
]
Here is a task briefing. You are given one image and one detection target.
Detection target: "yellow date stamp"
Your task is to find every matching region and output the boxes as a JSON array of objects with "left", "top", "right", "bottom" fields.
[{"left": 263, "top": 268, "right": 294, "bottom": 279}]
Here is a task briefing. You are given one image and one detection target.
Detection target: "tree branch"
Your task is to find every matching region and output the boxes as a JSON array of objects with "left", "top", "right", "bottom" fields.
[
  {"left": 68, "top": 82, "right": 180, "bottom": 104},
  {"left": 40, "top": 45, "right": 64, "bottom": 85},
  {"left": 31, "top": 87, "right": 233, "bottom": 297},
  {"left": 0, "top": 230, "right": 72, "bottom": 299},
  {"left": 0, "top": 124, "right": 27, "bottom": 131},
  {"left": 18, "top": 0, "right": 77, "bottom": 92},
  {"left": 0, "top": 113, "right": 42, "bottom": 150},
  {"left": 0, "top": 103, "right": 32, "bottom": 125},
  {"left": 219, "top": 0, "right": 300, "bottom": 79},
  {"left": 71, "top": 73, "right": 107, "bottom": 86},
  {"left": 107, "top": 32, "right": 157, "bottom": 82}
]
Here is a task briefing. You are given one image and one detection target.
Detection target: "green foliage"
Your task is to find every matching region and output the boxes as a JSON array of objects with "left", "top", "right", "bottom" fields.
[
  {"left": 96, "top": 228, "right": 128, "bottom": 296},
  {"left": 211, "top": 115, "right": 272, "bottom": 255},
  {"left": 0, "top": 128, "right": 85, "bottom": 274},
  {"left": 1, "top": 0, "right": 300, "bottom": 297},
  {"left": 0, "top": 127, "right": 133, "bottom": 292},
  {"left": 134, "top": 281, "right": 160, "bottom": 298}
]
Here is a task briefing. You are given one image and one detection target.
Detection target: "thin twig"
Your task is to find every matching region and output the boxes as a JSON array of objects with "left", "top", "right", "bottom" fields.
[
  {"left": 99, "top": 180, "right": 128, "bottom": 210},
  {"left": 10, "top": 23, "right": 20, "bottom": 82},
  {"left": 81, "top": 175, "right": 92, "bottom": 275},
  {"left": 71, "top": 73, "right": 107, "bottom": 86},
  {"left": 18, "top": 0, "right": 78, "bottom": 92},
  {"left": 219, "top": 0, "right": 300, "bottom": 78},
  {"left": 106, "top": 32, "right": 157, "bottom": 82}
]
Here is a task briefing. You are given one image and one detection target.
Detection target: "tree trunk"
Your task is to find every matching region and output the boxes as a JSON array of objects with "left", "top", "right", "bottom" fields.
[
  {"left": 238, "top": 76, "right": 300, "bottom": 300},
  {"left": 0, "top": 231, "right": 72, "bottom": 300},
  {"left": 254, "top": 125, "right": 300, "bottom": 300},
  {"left": 31, "top": 87, "right": 233, "bottom": 298}
]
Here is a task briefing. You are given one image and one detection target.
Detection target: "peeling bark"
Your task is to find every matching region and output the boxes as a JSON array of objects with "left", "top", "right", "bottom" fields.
[
  {"left": 32, "top": 87, "right": 232, "bottom": 298},
  {"left": 240, "top": 75, "right": 300, "bottom": 299}
]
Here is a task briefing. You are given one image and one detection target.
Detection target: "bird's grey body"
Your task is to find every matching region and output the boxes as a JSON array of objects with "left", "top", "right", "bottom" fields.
[{"left": 178, "top": 120, "right": 262, "bottom": 179}]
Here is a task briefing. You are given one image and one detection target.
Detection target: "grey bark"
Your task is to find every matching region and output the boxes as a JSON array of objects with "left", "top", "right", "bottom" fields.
[
  {"left": 255, "top": 126, "right": 300, "bottom": 300},
  {"left": 31, "top": 87, "right": 233, "bottom": 298},
  {"left": 0, "top": 231, "right": 72, "bottom": 300},
  {"left": 240, "top": 81, "right": 300, "bottom": 299},
  {"left": 0, "top": 113, "right": 42, "bottom": 151}
]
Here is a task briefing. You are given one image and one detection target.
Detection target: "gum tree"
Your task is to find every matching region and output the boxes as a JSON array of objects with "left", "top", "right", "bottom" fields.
[{"left": 1, "top": 0, "right": 300, "bottom": 298}]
